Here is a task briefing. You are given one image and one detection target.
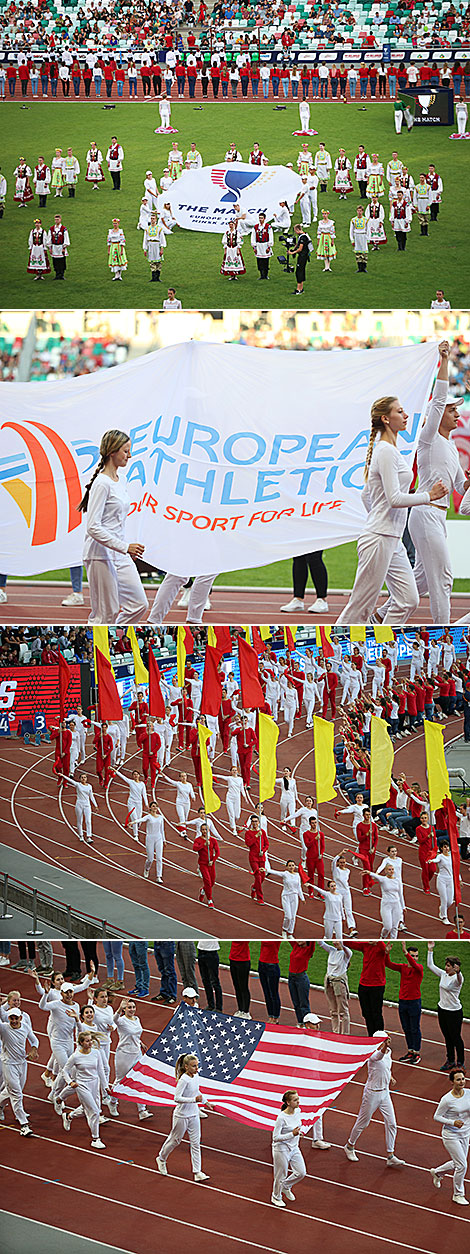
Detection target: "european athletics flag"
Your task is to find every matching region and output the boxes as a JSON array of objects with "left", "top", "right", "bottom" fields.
[{"left": 114, "top": 1002, "right": 384, "bottom": 1131}]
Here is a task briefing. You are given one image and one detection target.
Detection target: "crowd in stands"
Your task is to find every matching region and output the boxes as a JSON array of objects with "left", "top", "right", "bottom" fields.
[{"left": 29, "top": 329, "right": 130, "bottom": 378}]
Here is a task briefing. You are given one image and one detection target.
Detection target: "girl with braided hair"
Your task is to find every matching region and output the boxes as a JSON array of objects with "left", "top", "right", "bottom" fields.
[
  {"left": 336, "top": 393, "right": 446, "bottom": 624},
  {"left": 80, "top": 430, "right": 148, "bottom": 624},
  {"left": 156, "top": 1053, "right": 213, "bottom": 1181}
]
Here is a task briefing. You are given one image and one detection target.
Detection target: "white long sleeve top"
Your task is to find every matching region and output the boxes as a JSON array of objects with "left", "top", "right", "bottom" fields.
[
  {"left": 83, "top": 474, "right": 131, "bottom": 560},
  {"left": 364, "top": 1047, "right": 392, "bottom": 1092},
  {"left": 362, "top": 441, "right": 430, "bottom": 538},
  {"left": 173, "top": 1071, "right": 205, "bottom": 1118},
  {"left": 417, "top": 379, "right": 465, "bottom": 506},
  {"left": 272, "top": 1108, "right": 302, "bottom": 1149},
  {"left": 0, "top": 1019, "right": 38, "bottom": 1063},
  {"left": 319, "top": 938, "right": 352, "bottom": 977},
  {"left": 427, "top": 954, "right": 463, "bottom": 1011},
  {"left": 434, "top": 1090, "right": 470, "bottom": 1139}
]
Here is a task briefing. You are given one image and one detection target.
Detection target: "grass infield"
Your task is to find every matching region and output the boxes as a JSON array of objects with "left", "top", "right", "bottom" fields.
[{"left": 3, "top": 99, "right": 470, "bottom": 308}]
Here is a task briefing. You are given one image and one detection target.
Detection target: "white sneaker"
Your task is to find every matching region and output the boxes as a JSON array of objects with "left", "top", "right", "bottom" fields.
[
  {"left": 91, "top": 1138, "right": 106, "bottom": 1149},
  {"left": 430, "top": 1169, "right": 441, "bottom": 1189},
  {"left": 62, "top": 1111, "right": 71, "bottom": 1131},
  {"left": 61, "top": 592, "right": 84, "bottom": 605},
  {"left": 386, "top": 1155, "right": 405, "bottom": 1168},
  {"left": 144, "top": 867, "right": 150, "bottom": 879},
  {"left": 178, "top": 588, "right": 191, "bottom": 607},
  {"left": 99, "top": 1116, "right": 110, "bottom": 1124},
  {"left": 156, "top": 1156, "right": 168, "bottom": 1175},
  {"left": 0, "top": 589, "right": 7, "bottom": 603},
  {"left": 313, "top": 1140, "right": 331, "bottom": 1150},
  {"left": 453, "top": 1194, "right": 469, "bottom": 1206},
  {"left": 109, "top": 1104, "right": 119, "bottom": 1117},
  {"left": 194, "top": 1172, "right": 210, "bottom": 1182},
  {"left": 281, "top": 930, "right": 288, "bottom": 940},
  {"left": 271, "top": 1195, "right": 286, "bottom": 1207},
  {"left": 308, "top": 599, "right": 329, "bottom": 613},
  {"left": 20, "top": 1124, "right": 33, "bottom": 1137},
  {"left": 138, "top": 1109, "right": 153, "bottom": 1120},
  {"left": 280, "top": 598, "right": 305, "bottom": 612},
  {"left": 233, "top": 1010, "right": 244, "bottom": 1017},
  {"left": 0, "top": 955, "right": 10, "bottom": 965},
  {"left": 283, "top": 1188, "right": 295, "bottom": 1201},
  {"left": 53, "top": 1099, "right": 64, "bottom": 1115},
  {"left": 204, "top": 598, "right": 211, "bottom": 610},
  {"left": 344, "top": 1144, "right": 358, "bottom": 1161}
]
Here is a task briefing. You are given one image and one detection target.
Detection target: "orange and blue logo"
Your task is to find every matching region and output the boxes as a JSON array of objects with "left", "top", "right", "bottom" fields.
[{"left": 1, "top": 421, "right": 82, "bottom": 546}]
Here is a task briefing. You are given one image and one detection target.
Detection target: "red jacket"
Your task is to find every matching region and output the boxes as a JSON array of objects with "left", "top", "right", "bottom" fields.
[
  {"left": 357, "top": 821, "right": 378, "bottom": 852},
  {"left": 304, "top": 829, "right": 325, "bottom": 858},
  {"left": 230, "top": 942, "right": 250, "bottom": 961},
  {"left": 385, "top": 952, "right": 424, "bottom": 1000},
  {"left": 350, "top": 941, "right": 387, "bottom": 987},
  {"left": 245, "top": 828, "right": 269, "bottom": 862},
  {"left": 289, "top": 942, "right": 315, "bottom": 974},
  {"left": 259, "top": 942, "right": 281, "bottom": 963},
  {"left": 193, "top": 835, "right": 219, "bottom": 864}
]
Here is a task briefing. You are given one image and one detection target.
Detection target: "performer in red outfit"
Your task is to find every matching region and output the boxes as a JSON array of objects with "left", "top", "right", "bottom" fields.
[
  {"left": 218, "top": 688, "right": 234, "bottom": 752},
  {"left": 50, "top": 722, "right": 72, "bottom": 782},
  {"left": 188, "top": 714, "right": 208, "bottom": 790},
  {"left": 129, "top": 693, "right": 148, "bottom": 729},
  {"left": 231, "top": 715, "right": 256, "bottom": 787},
  {"left": 93, "top": 722, "right": 113, "bottom": 787},
  {"left": 193, "top": 825, "right": 220, "bottom": 907},
  {"left": 176, "top": 687, "right": 194, "bottom": 749},
  {"left": 245, "top": 815, "right": 269, "bottom": 903},
  {"left": 356, "top": 809, "right": 379, "bottom": 892},
  {"left": 322, "top": 662, "right": 339, "bottom": 717},
  {"left": 137, "top": 719, "right": 162, "bottom": 790},
  {"left": 304, "top": 818, "right": 325, "bottom": 895},
  {"left": 416, "top": 814, "right": 437, "bottom": 892}
]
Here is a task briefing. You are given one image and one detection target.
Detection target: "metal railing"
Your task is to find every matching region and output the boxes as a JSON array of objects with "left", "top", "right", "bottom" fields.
[{"left": 0, "top": 872, "right": 135, "bottom": 939}]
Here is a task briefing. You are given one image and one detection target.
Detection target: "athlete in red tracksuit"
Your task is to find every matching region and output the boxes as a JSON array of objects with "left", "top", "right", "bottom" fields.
[
  {"left": 136, "top": 721, "right": 161, "bottom": 790},
  {"left": 188, "top": 723, "right": 203, "bottom": 789},
  {"left": 93, "top": 723, "right": 113, "bottom": 787},
  {"left": 254, "top": 699, "right": 272, "bottom": 750},
  {"left": 193, "top": 827, "right": 220, "bottom": 906},
  {"left": 322, "top": 663, "right": 339, "bottom": 717},
  {"left": 231, "top": 720, "right": 256, "bottom": 787},
  {"left": 175, "top": 688, "right": 194, "bottom": 749},
  {"left": 218, "top": 692, "right": 234, "bottom": 751},
  {"left": 129, "top": 696, "right": 148, "bottom": 730},
  {"left": 304, "top": 822, "right": 325, "bottom": 895},
  {"left": 51, "top": 723, "right": 72, "bottom": 782},
  {"left": 356, "top": 812, "right": 378, "bottom": 892},
  {"left": 416, "top": 818, "right": 437, "bottom": 892},
  {"left": 289, "top": 666, "right": 305, "bottom": 718},
  {"left": 245, "top": 821, "right": 269, "bottom": 903}
]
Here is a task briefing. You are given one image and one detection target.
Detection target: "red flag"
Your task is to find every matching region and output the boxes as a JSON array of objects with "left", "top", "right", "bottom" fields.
[
  {"left": 285, "top": 626, "right": 297, "bottom": 653},
  {"left": 210, "top": 625, "right": 232, "bottom": 659},
  {"left": 444, "top": 796, "right": 462, "bottom": 907},
  {"left": 318, "top": 627, "right": 335, "bottom": 659},
  {"left": 251, "top": 627, "right": 267, "bottom": 655},
  {"left": 201, "top": 645, "right": 223, "bottom": 717},
  {"left": 95, "top": 648, "right": 123, "bottom": 722},
  {"left": 58, "top": 652, "right": 71, "bottom": 721},
  {"left": 238, "top": 635, "right": 265, "bottom": 709},
  {"left": 183, "top": 626, "right": 194, "bottom": 654},
  {"left": 148, "top": 649, "right": 166, "bottom": 719}
]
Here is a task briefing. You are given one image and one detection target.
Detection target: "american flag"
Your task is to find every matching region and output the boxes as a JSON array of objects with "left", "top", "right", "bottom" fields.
[
  {"left": 211, "top": 167, "right": 228, "bottom": 186},
  {"left": 114, "top": 1003, "right": 383, "bottom": 1131}
]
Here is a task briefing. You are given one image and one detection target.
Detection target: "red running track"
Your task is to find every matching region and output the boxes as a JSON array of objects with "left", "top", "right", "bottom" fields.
[
  {"left": 0, "top": 948, "right": 469, "bottom": 1254},
  {"left": 0, "top": 707, "right": 468, "bottom": 939},
  {"left": 1, "top": 584, "right": 469, "bottom": 625}
]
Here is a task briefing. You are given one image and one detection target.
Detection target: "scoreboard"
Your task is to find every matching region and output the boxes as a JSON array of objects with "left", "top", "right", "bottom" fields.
[{"left": 0, "top": 663, "right": 90, "bottom": 734}]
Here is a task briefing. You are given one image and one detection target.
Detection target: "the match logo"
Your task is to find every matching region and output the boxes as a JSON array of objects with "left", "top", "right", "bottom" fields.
[
  {"left": 1, "top": 421, "right": 82, "bottom": 546},
  {"left": 210, "top": 166, "right": 262, "bottom": 203}
]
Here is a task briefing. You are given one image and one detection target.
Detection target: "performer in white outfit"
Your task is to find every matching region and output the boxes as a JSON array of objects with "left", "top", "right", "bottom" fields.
[
  {"left": 369, "top": 866, "right": 404, "bottom": 939},
  {"left": 61, "top": 1032, "right": 108, "bottom": 1148},
  {"left": 114, "top": 768, "right": 148, "bottom": 842},
  {"left": 271, "top": 1090, "right": 307, "bottom": 1207},
  {"left": 157, "top": 1053, "right": 213, "bottom": 1181},
  {"left": 156, "top": 96, "right": 172, "bottom": 132},
  {"left": 163, "top": 771, "right": 195, "bottom": 831},
  {"left": 376, "top": 846, "right": 405, "bottom": 928},
  {"left": 331, "top": 854, "right": 357, "bottom": 934},
  {"left": 112, "top": 999, "right": 152, "bottom": 1120},
  {"left": 454, "top": 99, "right": 469, "bottom": 138},
  {"left": 344, "top": 1034, "right": 405, "bottom": 1166},
  {"left": 216, "top": 767, "right": 247, "bottom": 833},
  {"left": 80, "top": 430, "right": 148, "bottom": 625},
  {"left": 293, "top": 795, "right": 318, "bottom": 861},
  {"left": 319, "top": 939, "right": 352, "bottom": 1032},
  {"left": 283, "top": 682, "right": 299, "bottom": 737},
  {"left": 138, "top": 803, "right": 166, "bottom": 880},
  {"left": 149, "top": 573, "right": 216, "bottom": 626},
  {"left": 271, "top": 861, "right": 305, "bottom": 939},
  {"left": 276, "top": 770, "right": 299, "bottom": 825},
  {"left": 61, "top": 772, "right": 98, "bottom": 844},
  {"left": 408, "top": 341, "right": 469, "bottom": 623},
  {"left": 336, "top": 388, "right": 446, "bottom": 624},
  {"left": 315, "top": 881, "right": 345, "bottom": 940},
  {"left": 427, "top": 842, "right": 454, "bottom": 924},
  {"left": 0, "top": 1009, "right": 38, "bottom": 1135},
  {"left": 431, "top": 1069, "right": 470, "bottom": 1205},
  {"left": 298, "top": 101, "right": 311, "bottom": 133}
]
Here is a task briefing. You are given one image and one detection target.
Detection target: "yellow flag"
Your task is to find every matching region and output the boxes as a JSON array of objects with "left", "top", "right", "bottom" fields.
[
  {"left": 260, "top": 626, "right": 272, "bottom": 641},
  {"left": 93, "top": 627, "right": 112, "bottom": 676},
  {"left": 315, "top": 625, "right": 332, "bottom": 649},
  {"left": 176, "top": 626, "right": 186, "bottom": 687},
  {"left": 370, "top": 716, "right": 394, "bottom": 806},
  {"left": 207, "top": 626, "right": 217, "bottom": 648},
  {"left": 313, "top": 715, "right": 337, "bottom": 804},
  {"left": 198, "top": 724, "right": 221, "bottom": 814},
  {"left": 242, "top": 626, "right": 251, "bottom": 643},
  {"left": 283, "top": 626, "right": 298, "bottom": 651},
  {"left": 127, "top": 627, "right": 148, "bottom": 685},
  {"left": 350, "top": 625, "right": 366, "bottom": 642},
  {"left": 374, "top": 625, "right": 394, "bottom": 643},
  {"left": 258, "top": 712, "right": 280, "bottom": 803},
  {"left": 424, "top": 720, "right": 450, "bottom": 811}
]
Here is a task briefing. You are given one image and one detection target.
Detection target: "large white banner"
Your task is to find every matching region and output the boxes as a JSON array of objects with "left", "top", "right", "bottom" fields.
[
  {"left": 0, "top": 339, "right": 438, "bottom": 578},
  {"left": 157, "top": 162, "right": 303, "bottom": 232}
]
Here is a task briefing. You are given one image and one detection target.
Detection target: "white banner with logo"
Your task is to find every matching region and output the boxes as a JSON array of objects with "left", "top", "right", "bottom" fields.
[
  {"left": 157, "top": 162, "right": 303, "bottom": 232},
  {"left": 0, "top": 339, "right": 439, "bottom": 577}
]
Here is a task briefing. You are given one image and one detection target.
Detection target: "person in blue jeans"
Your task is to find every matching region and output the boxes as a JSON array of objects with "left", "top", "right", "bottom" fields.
[
  {"left": 287, "top": 943, "right": 314, "bottom": 1024},
  {"left": 152, "top": 942, "right": 177, "bottom": 1003},
  {"left": 128, "top": 942, "right": 150, "bottom": 997},
  {"left": 102, "top": 940, "right": 124, "bottom": 988},
  {"left": 271, "top": 69, "right": 280, "bottom": 97},
  {"left": 388, "top": 71, "right": 397, "bottom": 99}
]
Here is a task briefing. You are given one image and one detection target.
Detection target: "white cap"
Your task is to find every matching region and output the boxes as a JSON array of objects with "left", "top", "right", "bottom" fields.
[
  {"left": 183, "top": 987, "right": 198, "bottom": 999},
  {"left": 303, "top": 1013, "right": 320, "bottom": 1026},
  {"left": 61, "top": 982, "right": 75, "bottom": 993},
  {"left": 445, "top": 393, "right": 464, "bottom": 407},
  {"left": 7, "top": 1006, "right": 22, "bottom": 1017},
  {"left": 373, "top": 1030, "right": 388, "bottom": 1037}
]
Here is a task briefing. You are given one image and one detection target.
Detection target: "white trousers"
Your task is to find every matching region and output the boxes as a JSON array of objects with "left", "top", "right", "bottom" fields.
[
  {"left": 230, "top": 739, "right": 239, "bottom": 768},
  {"left": 458, "top": 114, "right": 467, "bottom": 136},
  {"left": 160, "top": 1110, "right": 202, "bottom": 1173},
  {"left": 337, "top": 884, "right": 355, "bottom": 929},
  {"left": 284, "top": 700, "right": 297, "bottom": 735},
  {"left": 176, "top": 798, "right": 190, "bottom": 826},
  {"left": 309, "top": 189, "right": 318, "bottom": 219},
  {"left": 145, "top": 833, "right": 164, "bottom": 878},
  {"left": 272, "top": 1144, "right": 306, "bottom": 1200},
  {"left": 148, "top": 573, "right": 216, "bottom": 625},
  {"left": 408, "top": 506, "right": 452, "bottom": 624},
  {"left": 128, "top": 794, "right": 143, "bottom": 840},
  {"left": 0, "top": 1059, "right": 28, "bottom": 1125},
  {"left": 114, "top": 1048, "right": 147, "bottom": 1113},
  {"left": 62, "top": 1076, "right": 101, "bottom": 1141},
  {"left": 86, "top": 554, "right": 148, "bottom": 625},
  {"left": 118, "top": 725, "right": 128, "bottom": 759},
  {"left": 281, "top": 890, "right": 299, "bottom": 935},
  {"left": 350, "top": 1088, "right": 397, "bottom": 1151},
  {"left": 300, "top": 199, "right": 312, "bottom": 225},
  {"left": 280, "top": 792, "right": 296, "bottom": 823},
  {"left": 437, "top": 874, "right": 454, "bottom": 918},
  {"left": 226, "top": 794, "right": 241, "bottom": 831},
  {"left": 380, "top": 898, "right": 402, "bottom": 939},
  {"left": 269, "top": 697, "right": 279, "bottom": 721},
  {"left": 299, "top": 103, "right": 310, "bottom": 129},
  {"left": 78, "top": 729, "right": 86, "bottom": 761},
  {"left": 394, "top": 109, "right": 403, "bottom": 134},
  {"left": 434, "top": 1130, "right": 469, "bottom": 1195},
  {"left": 76, "top": 800, "right": 92, "bottom": 840},
  {"left": 324, "top": 909, "right": 343, "bottom": 941},
  {"left": 70, "top": 742, "right": 79, "bottom": 775},
  {"left": 409, "top": 662, "right": 423, "bottom": 682},
  {"left": 336, "top": 533, "right": 418, "bottom": 624},
  {"left": 304, "top": 696, "right": 315, "bottom": 725},
  {"left": 51, "top": 1040, "right": 74, "bottom": 1098}
]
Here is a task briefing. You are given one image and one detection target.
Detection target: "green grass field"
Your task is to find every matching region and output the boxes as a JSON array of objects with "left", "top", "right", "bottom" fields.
[
  {"left": 3, "top": 100, "right": 470, "bottom": 308},
  {"left": 218, "top": 940, "right": 470, "bottom": 1018}
]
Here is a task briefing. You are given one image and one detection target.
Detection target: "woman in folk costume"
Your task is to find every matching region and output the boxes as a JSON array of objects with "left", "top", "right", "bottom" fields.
[
  {"left": 365, "top": 197, "right": 387, "bottom": 248},
  {"left": 137, "top": 196, "right": 151, "bottom": 233},
  {"left": 33, "top": 157, "right": 51, "bottom": 208},
  {"left": 51, "top": 148, "right": 65, "bottom": 196},
  {"left": 107, "top": 219, "right": 127, "bottom": 281},
  {"left": 316, "top": 208, "right": 336, "bottom": 272},
  {"left": 366, "top": 153, "right": 385, "bottom": 198},
  {"left": 64, "top": 148, "right": 80, "bottom": 198},
  {"left": 390, "top": 190, "right": 412, "bottom": 251},
  {"left": 221, "top": 218, "right": 246, "bottom": 281},
  {"left": 349, "top": 204, "right": 369, "bottom": 273},
  {"left": 168, "top": 141, "right": 183, "bottom": 179},
  {"left": 427, "top": 164, "right": 443, "bottom": 221},
  {"left": 143, "top": 210, "right": 166, "bottom": 282},
  {"left": 333, "top": 149, "right": 353, "bottom": 199},
  {"left": 14, "top": 158, "right": 33, "bottom": 206},
  {"left": 314, "top": 142, "right": 332, "bottom": 192},
  {"left": 388, "top": 175, "right": 411, "bottom": 210},
  {"left": 297, "top": 143, "right": 313, "bottom": 178},
  {"left": 86, "top": 142, "right": 105, "bottom": 188},
  {"left": 413, "top": 173, "right": 432, "bottom": 236},
  {"left": 27, "top": 218, "right": 51, "bottom": 280}
]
